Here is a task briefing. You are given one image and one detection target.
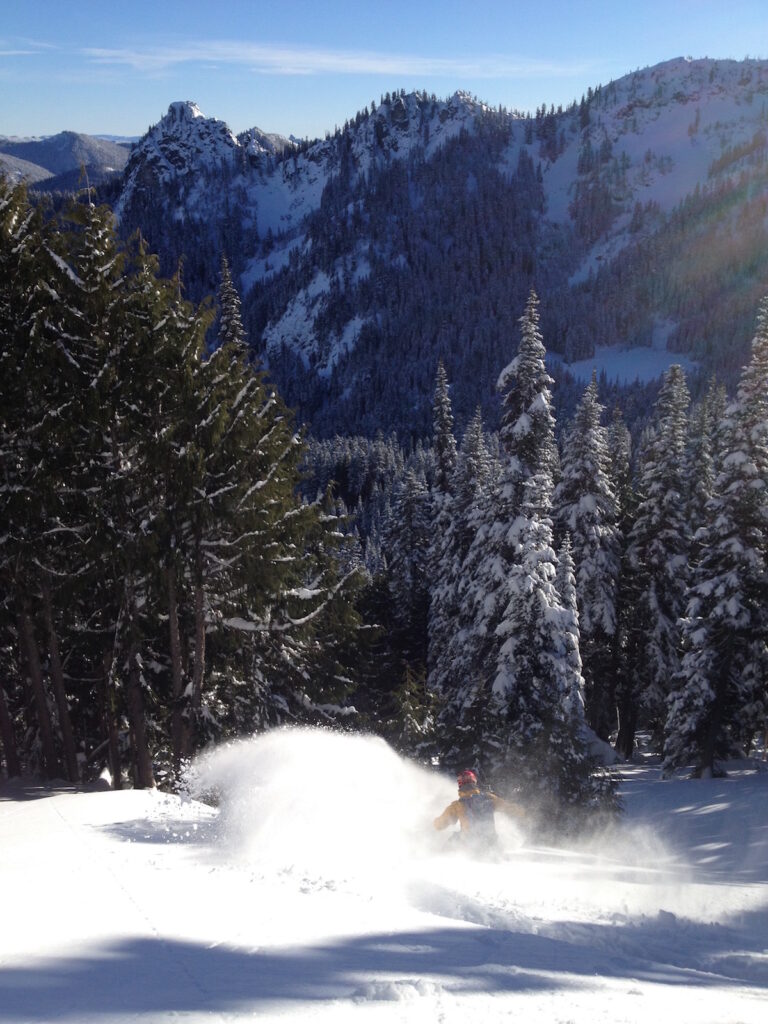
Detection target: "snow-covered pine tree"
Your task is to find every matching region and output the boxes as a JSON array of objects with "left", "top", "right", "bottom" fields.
[
  {"left": 665, "top": 305, "right": 768, "bottom": 776},
  {"left": 387, "top": 663, "right": 436, "bottom": 758},
  {"left": 426, "top": 362, "right": 458, "bottom": 721},
  {"left": 493, "top": 471, "right": 613, "bottom": 825},
  {"left": 446, "top": 291, "right": 613, "bottom": 820},
  {"left": 685, "top": 380, "right": 726, "bottom": 561},
  {"left": 626, "top": 364, "right": 691, "bottom": 744},
  {"left": 430, "top": 407, "right": 493, "bottom": 714},
  {"left": 456, "top": 290, "right": 558, "bottom": 702},
  {"left": 553, "top": 371, "right": 620, "bottom": 739},
  {"left": 431, "top": 359, "right": 458, "bottom": 493},
  {"left": 497, "top": 290, "right": 559, "bottom": 515},
  {"left": 555, "top": 535, "right": 586, "bottom": 722},
  {"left": 605, "top": 405, "right": 638, "bottom": 757},
  {"left": 216, "top": 253, "right": 246, "bottom": 349}
]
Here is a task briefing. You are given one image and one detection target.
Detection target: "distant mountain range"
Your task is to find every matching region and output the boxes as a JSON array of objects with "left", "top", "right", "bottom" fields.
[
  {"left": 7, "top": 57, "right": 768, "bottom": 436},
  {"left": 0, "top": 131, "right": 130, "bottom": 191}
]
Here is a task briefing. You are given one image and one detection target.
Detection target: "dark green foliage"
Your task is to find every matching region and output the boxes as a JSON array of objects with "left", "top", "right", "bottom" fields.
[{"left": 0, "top": 178, "right": 360, "bottom": 785}]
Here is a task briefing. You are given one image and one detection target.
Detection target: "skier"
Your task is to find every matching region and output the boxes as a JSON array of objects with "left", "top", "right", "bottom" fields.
[{"left": 433, "top": 769, "right": 525, "bottom": 853}]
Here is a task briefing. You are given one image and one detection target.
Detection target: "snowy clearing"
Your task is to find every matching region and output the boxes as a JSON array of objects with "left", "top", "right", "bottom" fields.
[{"left": 1, "top": 728, "right": 767, "bottom": 1024}]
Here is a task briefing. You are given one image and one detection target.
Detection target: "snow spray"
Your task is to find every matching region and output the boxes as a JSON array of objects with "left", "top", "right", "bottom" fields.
[
  {"left": 187, "top": 728, "right": 695, "bottom": 925},
  {"left": 188, "top": 726, "right": 454, "bottom": 886}
]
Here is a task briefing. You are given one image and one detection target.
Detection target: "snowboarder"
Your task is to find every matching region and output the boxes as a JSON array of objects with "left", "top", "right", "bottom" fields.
[{"left": 433, "top": 769, "right": 524, "bottom": 852}]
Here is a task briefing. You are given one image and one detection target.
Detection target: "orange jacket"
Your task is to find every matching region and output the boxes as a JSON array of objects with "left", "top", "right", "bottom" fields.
[{"left": 433, "top": 787, "right": 524, "bottom": 833}]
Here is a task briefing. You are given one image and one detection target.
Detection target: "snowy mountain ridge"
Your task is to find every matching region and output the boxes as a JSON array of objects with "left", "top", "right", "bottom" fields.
[
  {"left": 38, "top": 55, "right": 768, "bottom": 434},
  {"left": 115, "top": 90, "right": 491, "bottom": 234}
]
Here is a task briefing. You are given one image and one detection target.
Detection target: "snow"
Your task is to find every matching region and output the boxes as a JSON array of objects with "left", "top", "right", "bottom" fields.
[
  {"left": 548, "top": 345, "right": 698, "bottom": 385},
  {"left": 2, "top": 728, "right": 767, "bottom": 1024}
]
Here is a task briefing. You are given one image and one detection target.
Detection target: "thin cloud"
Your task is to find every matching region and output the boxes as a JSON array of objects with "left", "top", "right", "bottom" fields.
[
  {"left": 82, "top": 40, "right": 595, "bottom": 80},
  {"left": 0, "top": 37, "right": 58, "bottom": 54}
]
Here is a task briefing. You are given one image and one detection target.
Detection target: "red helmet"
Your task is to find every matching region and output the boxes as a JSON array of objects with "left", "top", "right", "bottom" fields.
[{"left": 457, "top": 769, "right": 477, "bottom": 789}]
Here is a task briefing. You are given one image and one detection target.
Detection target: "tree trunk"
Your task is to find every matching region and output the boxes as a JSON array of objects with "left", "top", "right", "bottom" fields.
[
  {"left": 0, "top": 680, "right": 21, "bottom": 777},
  {"left": 167, "top": 567, "right": 185, "bottom": 771},
  {"left": 42, "top": 581, "right": 80, "bottom": 782},
  {"left": 18, "top": 607, "right": 59, "bottom": 778},
  {"left": 182, "top": 575, "right": 206, "bottom": 759},
  {"left": 698, "top": 678, "right": 725, "bottom": 778},
  {"left": 102, "top": 648, "right": 122, "bottom": 790},
  {"left": 125, "top": 641, "right": 155, "bottom": 789},
  {"left": 614, "top": 689, "right": 637, "bottom": 761}
]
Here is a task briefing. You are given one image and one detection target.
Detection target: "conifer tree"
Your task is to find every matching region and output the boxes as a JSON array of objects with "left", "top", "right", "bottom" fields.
[
  {"left": 0, "top": 179, "right": 63, "bottom": 779},
  {"left": 554, "top": 372, "right": 620, "bottom": 738},
  {"left": 0, "top": 180, "right": 361, "bottom": 784},
  {"left": 605, "top": 405, "right": 637, "bottom": 757},
  {"left": 432, "top": 360, "right": 458, "bottom": 492},
  {"left": 455, "top": 291, "right": 611, "bottom": 819},
  {"left": 497, "top": 290, "right": 558, "bottom": 515},
  {"left": 430, "top": 408, "right": 492, "bottom": 709},
  {"left": 384, "top": 469, "right": 431, "bottom": 669},
  {"left": 216, "top": 253, "right": 246, "bottom": 348},
  {"left": 459, "top": 290, "right": 558, "bottom": 696},
  {"left": 555, "top": 535, "right": 586, "bottom": 721},
  {"left": 626, "top": 365, "right": 691, "bottom": 742},
  {"left": 665, "top": 307, "right": 768, "bottom": 776}
]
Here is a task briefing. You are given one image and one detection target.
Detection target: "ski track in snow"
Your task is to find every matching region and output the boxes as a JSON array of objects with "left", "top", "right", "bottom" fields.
[{"left": 1, "top": 728, "right": 767, "bottom": 1023}]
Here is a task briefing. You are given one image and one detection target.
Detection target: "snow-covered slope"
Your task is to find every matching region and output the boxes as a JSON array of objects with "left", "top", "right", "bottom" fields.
[
  {"left": 540, "top": 57, "right": 768, "bottom": 279},
  {"left": 0, "top": 131, "right": 129, "bottom": 182},
  {"left": 0, "top": 152, "right": 53, "bottom": 185},
  {"left": 116, "top": 92, "right": 490, "bottom": 235},
  {"left": 2, "top": 728, "right": 766, "bottom": 1024},
  {"left": 103, "top": 59, "right": 768, "bottom": 432}
]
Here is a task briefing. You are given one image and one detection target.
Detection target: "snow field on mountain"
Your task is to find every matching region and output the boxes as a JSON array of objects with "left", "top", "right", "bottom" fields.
[{"left": 1, "top": 727, "right": 767, "bottom": 1023}]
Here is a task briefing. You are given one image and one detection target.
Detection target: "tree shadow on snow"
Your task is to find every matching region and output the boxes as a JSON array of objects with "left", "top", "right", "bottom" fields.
[{"left": 1, "top": 918, "right": 765, "bottom": 1021}]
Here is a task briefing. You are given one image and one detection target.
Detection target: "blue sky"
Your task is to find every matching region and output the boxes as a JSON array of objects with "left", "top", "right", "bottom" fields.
[{"left": 2, "top": 0, "right": 768, "bottom": 139}]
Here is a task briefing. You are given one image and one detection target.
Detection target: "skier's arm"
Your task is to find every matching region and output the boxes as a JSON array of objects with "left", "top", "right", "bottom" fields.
[
  {"left": 490, "top": 794, "right": 526, "bottom": 821},
  {"left": 433, "top": 800, "right": 460, "bottom": 830}
]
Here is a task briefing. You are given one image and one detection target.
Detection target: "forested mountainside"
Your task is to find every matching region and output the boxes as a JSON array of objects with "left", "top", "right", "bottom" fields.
[
  {"left": 3, "top": 175, "right": 767, "bottom": 810},
  {"left": 94, "top": 56, "right": 768, "bottom": 436}
]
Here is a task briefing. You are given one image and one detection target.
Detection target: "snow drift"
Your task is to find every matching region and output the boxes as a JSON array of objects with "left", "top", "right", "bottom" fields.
[{"left": 2, "top": 728, "right": 768, "bottom": 1023}]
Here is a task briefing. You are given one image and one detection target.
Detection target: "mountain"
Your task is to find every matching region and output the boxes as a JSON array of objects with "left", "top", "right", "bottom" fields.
[
  {"left": 104, "top": 59, "right": 768, "bottom": 435},
  {"left": 0, "top": 131, "right": 130, "bottom": 191},
  {"left": 0, "top": 151, "right": 53, "bottom": 185}
]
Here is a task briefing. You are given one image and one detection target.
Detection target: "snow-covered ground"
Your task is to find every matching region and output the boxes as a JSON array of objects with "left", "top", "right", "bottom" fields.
[
  {"left": 2, "top": 728, "right": 767, "bottom": 1024},
  {"left": 548, "top": 344, "right": 699, "bottom": 385}
]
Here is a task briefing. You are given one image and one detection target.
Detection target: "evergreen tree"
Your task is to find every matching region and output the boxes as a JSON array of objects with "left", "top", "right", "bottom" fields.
[
  {"left": 554, "top": 372, "right": 620, "bottom": 739},
  {"left": 431, "top": 360, "right": 458, "bottom": 492},
  {"left": 0, "top": 180, "right": 361, "bottom": 785},
  {"left": 605, "top": 405, "right": 637, "bottom": 757},
  {"left": 626, "top": 365, "right": 691, "bottom": 743},
  {"left": 555, "top": 535, "right": 586, "bottom": 721},
  {"left": 457, "top": 290, "right": 558, "bottom": 701},
  {"left": 430, "top": 408, "right": 492, "bottom": 709},
  {"left": 493, "top": 471, "right": 612, "bottom": 825},
  {"left": 665, "top": 307, "right": 768, "bottom": 776},
  {"left": 383, "top": 469, "right": 432, "bottom": 669},
  {"left": 451, "top": 291, "right": 612, "bottom": 821},
  {"left": 497, "top": 290, "right": 558, "bottom": 515},
  {"left": 216, "top": 253, "right": 246, "bottom": 348},
  {"left": 0, "top": 178, "right": 64, "bottom": 779}
]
